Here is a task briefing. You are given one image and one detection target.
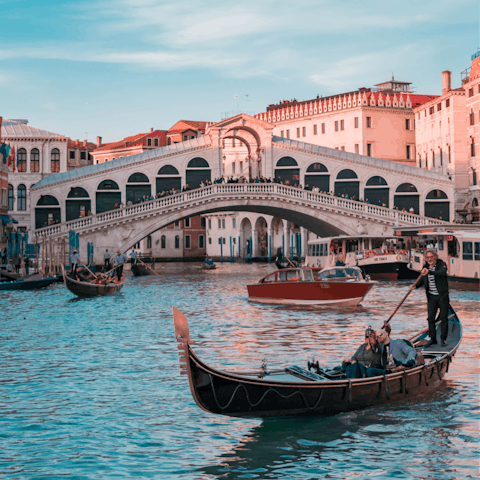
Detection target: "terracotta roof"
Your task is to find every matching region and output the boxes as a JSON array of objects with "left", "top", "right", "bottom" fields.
[
  {"left": 67, "top": 139, "right": 97, "bottom": 149},
  {"left": 167, "top": 120, "right": 208, "bottom": 135},
  {"left": 93, "top": 130, "right": 167, "bottom": 153}
]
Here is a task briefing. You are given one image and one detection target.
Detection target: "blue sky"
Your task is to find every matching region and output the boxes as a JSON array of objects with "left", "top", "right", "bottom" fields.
[{"left": 0, "top": 0, "right": 478, "bottom": 143}]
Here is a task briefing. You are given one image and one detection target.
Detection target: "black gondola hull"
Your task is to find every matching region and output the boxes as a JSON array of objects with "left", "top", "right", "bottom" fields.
[{"left": 64, "top": 273, "right": 124, "bottom": 297}]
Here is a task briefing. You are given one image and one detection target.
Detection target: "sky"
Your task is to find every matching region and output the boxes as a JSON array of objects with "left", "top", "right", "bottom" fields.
[{"left": 0, "top": 0, "right": 478, "bottom": 143}]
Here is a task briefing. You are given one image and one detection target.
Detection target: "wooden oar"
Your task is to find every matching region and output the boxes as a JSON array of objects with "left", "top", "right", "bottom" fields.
[
  {"left": 285, "top": 256, "right": 296, "bottom": 268},
  {"left": 383, "top": 273, "right": 423, "bottom": 328},
  {"left": 137, "top": 257, "right": 159, "bottom": 276},
  {"left": 83, "top": 264, "right": 98, "bottom": 280}
]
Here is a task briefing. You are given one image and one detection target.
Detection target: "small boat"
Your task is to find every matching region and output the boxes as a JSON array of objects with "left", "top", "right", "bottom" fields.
[
  {"left": 202, "top": 263, "right": 216, "bottom": 270},
  {"left": 0, "top": 275, "right": 57, "bottom": 291},
  {"left": 131, "top": 262, "right": 159, "bottom": 276},
  {"left": 305, "top": 235, "right": 414, "bottom": 280},
  {"left": 247, "top": 266, "right": 374, "bottom": 306},
  {"left": 172, "top": 305, "right": 462, "bottom": 419},
  {"left": 62, "top": 265, "right": 125, "bottom": 297}
]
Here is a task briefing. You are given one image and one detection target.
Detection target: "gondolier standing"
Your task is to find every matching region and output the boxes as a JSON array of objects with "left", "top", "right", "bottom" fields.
[
  {"left": 410, "top": 249, "right": 449, "bottom": 347},
  {"left": 104, "top": 249, "right": 111, "bottom": 270},
  {"left": 130, "top": 249, "right": 137, "bottom": 264},
  {"left": 114, "top": 250, "right": 128, "bottom": 281},
  {"left": 70, "top": 250, "right": 80, "bottom": 279}
]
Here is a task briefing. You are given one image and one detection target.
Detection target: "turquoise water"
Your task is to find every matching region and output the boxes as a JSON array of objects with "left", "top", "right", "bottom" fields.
[{"left": 1, "top": 264, "right": 478, "bottom": 479}]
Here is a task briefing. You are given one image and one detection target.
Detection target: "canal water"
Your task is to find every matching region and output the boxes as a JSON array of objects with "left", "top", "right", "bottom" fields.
[{"left": 1, "top": 264, "right": 478, "bottom": 479}]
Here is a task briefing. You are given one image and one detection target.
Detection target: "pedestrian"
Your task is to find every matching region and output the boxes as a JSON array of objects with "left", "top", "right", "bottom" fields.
[
  {"left": 70, "top": 250, "right": 80, "bottom": 279},
  {"left": 104, "top": 249, "right": 111, "bottom": 270},
  {"left": 410, "top": 249, "right": 449, "bottom": 347},
  {"left": 24, "top": 255, "right": 30, "bottom": 275},
  {"left": 13, "top": 254, "right": 20, "bottom": 274},
  {"left": 114, "top": 250, "right": 127, "bottom": 281}
]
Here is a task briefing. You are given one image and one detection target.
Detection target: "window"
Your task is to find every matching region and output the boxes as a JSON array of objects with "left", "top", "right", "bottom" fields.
[
  {"left": 174, "top": 221, "right": 180, "bottom": 228},
  {"left": 223, "top": 238, "right": 226, "bottom": 244},
  {"left": 302, "top": 126, "right": 306, "bottom": 137},
  {"left": 80, "top": 151, "right": 86, "bottom": 160},
  {"left": 17, "top": 148, "right": 27, "bottom": 172},
  {"left": 185, "top": 235, "right": 191, "bottom": 249},
  {"left": 17, "top": 184, "right": 26, "bottom": 211},
  {"left": 406, "top": 145, "right": 411, "bottom": 160},
  {"left": 429, "top": 106, "right": 434, "bottom": 115},
  {"left": 313, "top": 125, "right": 317, "bottom": 135},
  {"left": 367, "top": 143, "right": 372, "bottom": 156},
  {"left": 232, "top": 218, "right": 236, "bottom": 228},
  {"left": 199, "top": 235, "right": 204, "bottom": 249},
  {"left": 340, "top": 120, "right": 344, "bottom": 131},
  {"left": 439, "top": 148, "right": 443, "bottom": 165},
  {"left": 208, "top": 219, "right": 211, "bottom": 229},
  {"left": 175, "top": 235, "right": 180, "bottom": 249},
  {"left": 471, "top": 138, "right": 475, "bottom": 157},
  {"left": 31, "top": 148, "right": 39, "bottom": 172},
  {"left": 470, "top": 110, "right": 475, "bottom": 125},
  {"left": 437, "top": 103, "right": 442, "bottom": 112},
  {"left": 154, "top": 138, "right": 159, "bottom": 146},
  {"left": 354, "top": 117, "right": 359, "bottom": 128},
  {"left": 322, "top": 123, "right": 325, "bottom": 134},
  {"left": 233, "top": 238, "right": 236, "bottom": 244},
  {"left": 161, "top": 235, "right": 166, "bottom": 248},
  {"left": 147, "top": 138, "right": 152, "bottom": 146},
  {"left": 147, "top": 235, "right": 152, "bottom": 249},
  {"left": 218, "top": 219, "right": 221, "bottom": 229},
  {"left": 185, "top": 217, "right": 190, "bottom": 228},
  {"left": 280, "top": 130, "right": 284, "bottom": 137},
  {"left": 8, "top": 184, "right": 13, "bottom": 210},
  {"left": 335, "top": 121, "right": 339, "bottom": 132},
  {"left": 209, "top": 238, "right": 212, "bottom": 245},
  {"left": 183, "top": 135, "right": 188, "bottom": 141},
  {"left": 69, "top": 151, "right": 75, "bottom": 159},
  {"left": 340, "top": 146, "right": 345, "bottom": 151},
  {"left": 296, "top": 128, "right": 300, "bottom": 138},
  {"left": 446, "top": 99, "right": 450, "bottom": 108},
  {"left": 51, "top": 148, "right": 60, "bottom": 172},
  {"left": 200, "top": 217, "right": 206, "bottom": 227},
  {"left": 112, "top": 158, "right": 115, "bottom": 162},
  {"left": 222, "top": 219, "right": 225, "bottom": 229},
  {"left": 354, "top": 144, "right": 359, "bottom": 154},
  {"left": 366, "top": 117, "right": 371, "bottom": 128},
  {"left": 405, "top": 119, "right": 410, "bottom": 130},
  {"left": 463, "top": 242, "right": 473, "bottom": 260},
  {"left": 286, "top": 129, "right": 290, "bottom": 139},
  {"left": 424, "top": 110, "right": 427, "bottom": 117},
  {"left": 475, "top": 242, "right": 480, "bottom": 261},
  {"left": 469, "top": 88, "right": 474, "bottom": 98},
  {"left": 218, "top": 238, "right": 222, "bottom": 245}
]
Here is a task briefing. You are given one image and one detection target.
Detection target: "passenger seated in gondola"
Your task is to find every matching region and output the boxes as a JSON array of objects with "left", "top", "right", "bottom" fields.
[
  {"left": 342, "top": 327, "right": 386, "bottom": 378},
  {"left": 376, "top": 324, "right": 424, "bottom": 370}
]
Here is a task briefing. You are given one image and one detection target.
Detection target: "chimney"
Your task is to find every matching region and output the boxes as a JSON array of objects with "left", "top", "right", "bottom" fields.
[
  {"left": 150, "top": 128, "right": 154, "bottom": 133},
  {"left": 83, "top": 140, "right": 87, "bottom": 147},
  {"left": 442, "top": 70, "right": 451, "bottom": 95},
  {"left": 96, "top": 136, "right": 102, "bottom": 147},
  {"left": 75, "top": 139, "right": 79, "bottom": 146}
]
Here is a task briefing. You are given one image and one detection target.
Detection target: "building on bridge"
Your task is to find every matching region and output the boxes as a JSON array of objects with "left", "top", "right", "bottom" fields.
[
  {"left": 1, "top": 118, "right": 96, "bottom": 233},
  {"left": 254, "top": 78, "right": 437, "bottom": 167},
  {"left": 30, "top": 114, "right": 454, "bottom": 265}
]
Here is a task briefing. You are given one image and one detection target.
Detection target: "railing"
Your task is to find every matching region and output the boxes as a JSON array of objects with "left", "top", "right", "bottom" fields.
[{"left": 34, "top": 184, "right": 445, "bottom": 238}]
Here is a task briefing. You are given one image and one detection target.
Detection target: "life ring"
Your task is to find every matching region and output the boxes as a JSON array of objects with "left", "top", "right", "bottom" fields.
[
  {"left": 366, "top": 251, "right": 372, "bottom": 258},
  {"left": 396, "top": 255, "right": 401, "bottom": 261}
]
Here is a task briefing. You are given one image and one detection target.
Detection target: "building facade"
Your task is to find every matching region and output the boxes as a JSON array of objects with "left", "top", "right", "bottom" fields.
[
  {"left": 254, "top": 79, "right": 437, "bottom": 167},
  {"left": 0, "top": 117, "right": 9, "bottom": 249}
]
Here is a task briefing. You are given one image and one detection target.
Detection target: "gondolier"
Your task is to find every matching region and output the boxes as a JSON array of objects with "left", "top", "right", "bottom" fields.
[
  {"left": 114, "top": 250, "right": 127, "bottom": 281},
  {"left": 70, "top": 250, "right": 80, "bottom": 278},
  {"left": 410, "top": 249, "right": 449, "bottom": 347},
  {"left": 130, "top": 250, "right": 137, "bottom": 264},
  {"left": 104, "top": 249, "right": 111, "bottom": 270}
]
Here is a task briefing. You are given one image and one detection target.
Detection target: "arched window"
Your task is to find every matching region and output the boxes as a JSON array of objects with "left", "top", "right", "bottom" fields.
[
  {"left": 275, "top": 157, "right": 300, "bottom": 185},
  {"left": 161, "top": 235, "right": 166, "bottom": 249},
  {"left": 51, "top": 148, "right": 60, "bottom": 173},
  {"left": 425, "top": 190, "right": 450, "bottom": 221},
  {"left": 35, "top": 195, "right": 60, "bottom": 228},
  {"left": 66, "top": 187, "right": 91, "bottom": 221},
  {"left": 17, "top": 184, "right": 27, "bottom": 211},
  {"left": 8, "top": 184, "right": 14, "bottom": 210},
  {"left": 426, "top": 190, "right": 448, "bottom": 200},
  {"left": 335, "top": 169, "right": 359, "bottom": 199},
  {"left": 276, "top": 156, "right": 298, "bottom": 167},
  {"left": 67, "top": 187, "right": 89, "bottom": 198},
  {"left": 31, "top": 148, "right": 40, "bottom": 172},
  {"left": 158, "top": 165, "right": 179, "bottom": 175},
  {"left": 18, "top": 148, "right": 27, "bottom": 172},
  {"left": 396, "top": 183, "right": 418, "bottom": 193},
  {"left": 128, "top": 172, "right": 149, "bottom": 183},
  {"left": 175, "top": 235, "right": 180, "bottom": 249},
  {"left": 394, "top": 183, "right": 419, "bottom": 214},
  {"left": 365, "top": 176, "right": 389, "bottom": 207},
  {"left": 147, "top": 235, "right": 152, "bottom": 249},
  {"left": 98, "top": 179, "right": 119, "bottom": 190},
  {"left": 186, "top": 158, "right": 211, "bottom": 189},
  {"left": 187, "top": 157, "right": 209, "bottom": 168},
  {"left": 97, "top": 180, "right": 120, "bottom": 213},
  {"left": 306, "top": 162, "right": 328, "bottom": 173},
  {"left": 157, "top": 165, "right": 181, "bottom": 193},
  {"left": 336, "top": 169, "right": 358, "bottom": 179},
  {"left": 305, "top": 162, "right": 329, "bottom": 191},
  {"left": 127, "top": 173, "right": 151, "bottom": 204},
  {"left": 366, "top": 176, "right": 387, "bottom": 186}
]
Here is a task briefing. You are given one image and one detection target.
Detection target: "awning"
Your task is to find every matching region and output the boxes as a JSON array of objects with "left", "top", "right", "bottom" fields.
[{"left": 0, "top": 215, "right": 18, "bottom": 224}]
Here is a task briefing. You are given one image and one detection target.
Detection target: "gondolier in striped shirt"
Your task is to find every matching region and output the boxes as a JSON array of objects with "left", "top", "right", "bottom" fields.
[{"left": 410, "top": 249, "right": 449, "bottom": 347}]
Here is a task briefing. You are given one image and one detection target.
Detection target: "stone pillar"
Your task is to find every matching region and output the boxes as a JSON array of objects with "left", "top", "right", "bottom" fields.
[
  {"left": 300, "top": 226, "right": 308, "bottom": 259},
  {"left": 283, "top": 223, "right": 290, "bottom": 258},
  {"left": 252, "top": 229, "right": 259, "bottom": 257},
  {"left": 267, "top": 227, "right": 273, "bottom": 260}
]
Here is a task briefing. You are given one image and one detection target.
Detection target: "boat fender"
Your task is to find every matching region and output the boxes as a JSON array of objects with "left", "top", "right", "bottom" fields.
[{"left": 383, "top": 375, "right": 391, "bottom": 400}]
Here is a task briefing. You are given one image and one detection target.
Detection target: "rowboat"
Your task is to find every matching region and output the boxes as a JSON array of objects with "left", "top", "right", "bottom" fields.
[
  {"left": 131, "top": 262, "right": 159, "bottom": 276},
  {"left": 173, "top": 305, "right": 462, "bottom": 418},
  {"left": 62, "top": 265, "right": 125, "bottom": 297},
  {"left": 247, "top": 266, "right": 374, "bottom": 306}
]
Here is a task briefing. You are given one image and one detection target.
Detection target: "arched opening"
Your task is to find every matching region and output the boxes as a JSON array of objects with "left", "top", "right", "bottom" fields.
[
  {"left": 8, "top": 184, "right": 13, "bottom": 210},
  {"left": 66, "top": 187, "right": 91, "bottom": 221},
  {"left": 175, "top": 235, "right": 180, "bottom": 249},
  {"left": 271, "top": 217, "right": 285, "bottom": 257},
  {"left": 275, "top": 157, "right": 300, "bottom": 185},
  {"left": 305, "top": 163, "right": 329, "bottom": 192},
  {"left": 161, "top": 235, "right": 166, "bottom": 249},
  {"left": 51, "top": 148, "right": 60, "bottom": 173},
  {"left": 96, "top": 179, "right": 121, "bottom": 214},
  {"left": 156, "top": 165, "right": 181, "bottom": 193},
  {"left": 186, "top": 158, "right": 211, "bottom": 189},
  {"left": 17, "top": 184, "right": 27, "bottom": 211},
  {"left": 335, "top": 169, "right": 359, "bottom": 199},
  {"left": 35, "top": 195, "right": 60, "bottom": 228},
  {"left": 394, "top": 183, "right": 419, "bottom": 214},
  {"left": 364, "top": 176, "right": 389, "bottom": 207},
  {"left": 17, "top": 148, "right": 27, "bottom": 172},
  {"left": 127, "top": 172, "right": 151, "bottom": 204},
  {"left": 255, "top": 216, "right": 268, "bottom": 257},
  {"left": 240, "top": 217, "right": 253, "bottom": 258},
  {"left": 424, "top": 189, "right": 449, "bottom": 221},
  {"left": 31, "top": 148, "right": 40, "bottom": 173}
]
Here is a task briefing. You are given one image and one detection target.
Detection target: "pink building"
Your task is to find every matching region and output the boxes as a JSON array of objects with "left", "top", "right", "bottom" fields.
[{"left": 254, "top": 79, "right": 437, "bottom": 166}]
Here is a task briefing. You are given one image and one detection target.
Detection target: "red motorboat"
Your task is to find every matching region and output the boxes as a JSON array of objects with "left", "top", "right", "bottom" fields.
[{"left": 247, "top": 266, "right": 375, "bottom": 306}]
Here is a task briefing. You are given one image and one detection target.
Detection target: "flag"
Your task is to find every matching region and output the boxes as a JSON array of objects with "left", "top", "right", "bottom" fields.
[
  {"left": 7, "top": 145, "right": 16, "bottom": 171},
  {"left": 0, "top": 142, "right": 10, "bottom": 164}
]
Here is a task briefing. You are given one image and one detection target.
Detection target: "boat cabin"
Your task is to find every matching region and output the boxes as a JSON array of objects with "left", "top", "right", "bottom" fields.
[{"left": 260, "top": 266, "right": 364, "bottom": 283}]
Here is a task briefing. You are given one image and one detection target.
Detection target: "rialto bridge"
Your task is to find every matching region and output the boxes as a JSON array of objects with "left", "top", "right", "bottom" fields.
[{"left": 31, "top": 114, "right": 453, "bottom": 263}]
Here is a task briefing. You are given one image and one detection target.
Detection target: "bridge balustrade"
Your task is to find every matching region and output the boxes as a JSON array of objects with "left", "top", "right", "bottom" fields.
[{"left": 34, "top": 183, "right": 445, "bottom": 239}]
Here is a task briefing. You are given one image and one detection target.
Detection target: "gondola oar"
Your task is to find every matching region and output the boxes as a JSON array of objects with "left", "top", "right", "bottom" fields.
[
  {"left": 383, "top": 273, "right": 423, "bottom": 328},
  {"left": 83, "top": 264, "right": 98, "bottom": 280},
  {"left": 137, "top": 257, "right": 159, "bottom": 276},
  {"left": 89, "top": 262, "right": 125, "bottom": 282}
]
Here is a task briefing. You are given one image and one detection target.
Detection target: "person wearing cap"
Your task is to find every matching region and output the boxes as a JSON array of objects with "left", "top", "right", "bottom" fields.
[
  {"left": 342, "top": 327, "right": 385, "bottom": 378},
  {"left": 129, "top": 249, "right": 137, "bottom": 264},
  {"left": 70, "top": 250, "right": 80, "bottom": 279},
  {"left": 104, "top": 249, "right": 111, "bottom": 270},
  {"left": 113, "top": 250, "right": 127, "bottom": 281}
]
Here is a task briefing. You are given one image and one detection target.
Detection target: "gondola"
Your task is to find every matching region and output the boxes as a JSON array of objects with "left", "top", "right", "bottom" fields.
[
  {"left": 0, "top": 275, "right": 57, "bottom": 291},
  {"left": 173, "top": 305, "right": 462, "bottom": 418},
  {"left": 62, "top": 265, "right": 125, "bottom": 297},
  {"left": 131, "top": 262, "right": 159, "bottom": 276}
]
